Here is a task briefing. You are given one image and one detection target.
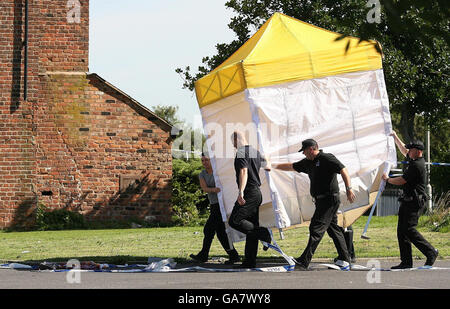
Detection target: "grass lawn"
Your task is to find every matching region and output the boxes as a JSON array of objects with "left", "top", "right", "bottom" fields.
[{"left": 0, "top": 216, "right": 448, "bottom": 264}]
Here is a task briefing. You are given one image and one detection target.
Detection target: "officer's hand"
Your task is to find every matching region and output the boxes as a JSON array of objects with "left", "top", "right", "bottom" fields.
[
  {"left": 382, "top": 173, "right": 389, "bottom": 181},
  {"left": 262, "top": 158, "right": 271, "bottom": 171},
  {"left": 346, "top": 189, "right": 356, "bottom": 203},
  {"left": 237, "top": 192, "right": 246, "bottom": 205}
]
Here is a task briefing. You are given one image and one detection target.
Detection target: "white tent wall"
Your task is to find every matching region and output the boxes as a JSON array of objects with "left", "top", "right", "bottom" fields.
[
  {"left": 200, "top": 69, "right": 396, "bottom": 242},
  {"left": 200, "top": 92, "right": 276, "bottom": 242}
]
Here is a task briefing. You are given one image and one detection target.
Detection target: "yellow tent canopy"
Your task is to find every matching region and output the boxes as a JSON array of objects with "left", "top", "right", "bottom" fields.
[{"left": 195, "top": 12, "right": 382, "bottom": 108}]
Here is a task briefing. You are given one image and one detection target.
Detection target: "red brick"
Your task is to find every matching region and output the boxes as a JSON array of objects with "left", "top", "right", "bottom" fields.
[{"left": 0, "top": 0, "right": 173, "bottom": 229}]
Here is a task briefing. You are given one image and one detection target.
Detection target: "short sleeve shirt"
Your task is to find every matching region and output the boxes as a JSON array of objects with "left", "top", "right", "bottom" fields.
[
  {"left": 199, "top": 170, "right": 219, "bottom": 205},
  {"left": 234, "top": 145, "right": 265, "bottom": 191},
  {"left": 292, "top": 150, "right": 345, "bottom": 197},
  {"left": 402, "top": 156, "right": 426, "bottom": 197}
]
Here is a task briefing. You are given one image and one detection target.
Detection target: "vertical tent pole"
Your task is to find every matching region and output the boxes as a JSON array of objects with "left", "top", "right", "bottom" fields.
[{"left": 426, "top": 128, "right": 432, "bottom": 211}]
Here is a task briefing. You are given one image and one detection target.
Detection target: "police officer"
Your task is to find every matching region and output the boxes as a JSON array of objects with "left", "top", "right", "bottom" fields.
[
  {"left": 271, "top": 139, "right": 355, "bottom": 270},
  {"left": 190, "top": 153, "right": 240, "bottom": 265},
  {"left": 382, "top": 132, "right": 438, "bottom": 269},
  {"left": 228, "top": 131, "right": 272, "bottom": 269}
]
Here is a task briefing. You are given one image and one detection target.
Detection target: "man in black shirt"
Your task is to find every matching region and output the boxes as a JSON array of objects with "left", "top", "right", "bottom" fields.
[
  {"left": 228, "top": 131, "right": 272, "bottom": 268},
  {"left": 271, "top": 139, "right": 355, "bottom": 270},
  {"left": 382, "top": 132, "right": 438, "bottom": 269}
]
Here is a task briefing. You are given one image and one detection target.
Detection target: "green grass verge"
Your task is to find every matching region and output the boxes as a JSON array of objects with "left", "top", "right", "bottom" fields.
[{"left": 0, "top": 216, "right": 448, "bottom": 264}]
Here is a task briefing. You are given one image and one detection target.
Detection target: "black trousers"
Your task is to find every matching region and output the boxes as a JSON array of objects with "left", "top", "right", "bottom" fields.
[
  {"left": 299, "top": 195, "right": 350, "bottom": 267},
  {"left": 228, "top": 188, "right": 267, "bottom": 266},
  {"left": 397, "top": 201, "right": 435, "bottom": 265},
  {"left": 344, "top": 226, "right": 355, "bottom": 259},
  {"left": 198, "top": 203, "right": 233, "bottom": 257}
]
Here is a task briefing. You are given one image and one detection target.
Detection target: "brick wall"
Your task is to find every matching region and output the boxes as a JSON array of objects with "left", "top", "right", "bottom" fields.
[
  {"left": 0, "top": 0, "right": 173, "bottom": 228},
  {"left": 0, "top": 0, "right": 36, "bottom": 228},
  {"left": 39, "top": 0, "right": 89, "bottom": 72},
  {"left": 35, "top": 73, "right": 172, "bottom": 223}
]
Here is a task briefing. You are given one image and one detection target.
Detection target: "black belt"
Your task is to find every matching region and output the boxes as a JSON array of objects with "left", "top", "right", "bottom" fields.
[
  {"left": 399, "top": 195, "right": 414, "bottom": 202},
  {"left": 313, "top": 192, "right": 339, "bottom": 200}
]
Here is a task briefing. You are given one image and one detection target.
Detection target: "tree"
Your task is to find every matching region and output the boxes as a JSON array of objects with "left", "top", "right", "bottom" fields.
[
  {"left": 152, "top": 104, "right": 183, "bottom": 127},
  {"left": 177, "top": 0, "right": 449, "bottom": 139},
  {"left": 176, "top": 0, "right": 449, "bottom": 193}
]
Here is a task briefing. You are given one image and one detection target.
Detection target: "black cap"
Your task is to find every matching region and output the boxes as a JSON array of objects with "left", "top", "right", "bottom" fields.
[
  {"left": 405, "top": 140, "right": 424, "bottom": 150},
  {"left": 298, "top": 139, "right": 318, "bottom": 152}
]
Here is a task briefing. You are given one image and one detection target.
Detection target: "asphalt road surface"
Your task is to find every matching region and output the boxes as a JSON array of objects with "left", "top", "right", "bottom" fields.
[{"left": 1, "top": 258, "right": 449, "bottom": 290}]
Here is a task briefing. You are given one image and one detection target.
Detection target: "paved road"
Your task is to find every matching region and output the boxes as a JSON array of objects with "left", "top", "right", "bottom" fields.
[{"left": 1, "top": 258, "right": 449, "bottom": 290}]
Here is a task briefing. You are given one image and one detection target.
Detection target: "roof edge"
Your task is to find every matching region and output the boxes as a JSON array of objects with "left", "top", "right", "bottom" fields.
[{"left": 87, "top": 73, "right": 174, "bottom": 133}]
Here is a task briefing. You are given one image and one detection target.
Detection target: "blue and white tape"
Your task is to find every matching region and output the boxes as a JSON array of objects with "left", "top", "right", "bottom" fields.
[{"left": 399, "top": 161, "right": 450, "bottom": 166}]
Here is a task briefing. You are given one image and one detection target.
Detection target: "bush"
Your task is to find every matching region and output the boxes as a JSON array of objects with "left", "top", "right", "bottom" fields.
[
  {"left": 420, "top": 191, "right": 449, "bottom": 233},
  {"left": 171, "top": 158, "right": 209, "bottom": 226},
  {"left": 35, "top": 203, "right": 86, "bottom": 231}
]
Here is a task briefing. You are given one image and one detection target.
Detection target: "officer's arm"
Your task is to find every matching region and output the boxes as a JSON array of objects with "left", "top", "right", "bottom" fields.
[
  {"left": 238, "top": 168, "right": 248, "bottom": 196},
  {"left": 237, "top": 168, "right": 248, "bottom": 205},
  {"left": 390, "top": 131, "right": 408, "bottom": 157},
  {"left": 272, "top": 163, "right": 295, "bottom": 171},
  {"left": 199, "top": 176, "right": 220, "bottom": 194},
  {"left": 340, "top": 167, "right": 355, "bottom": 203},
  {"left": 385, "top": 176, "right": 407, "bottom": 186}
]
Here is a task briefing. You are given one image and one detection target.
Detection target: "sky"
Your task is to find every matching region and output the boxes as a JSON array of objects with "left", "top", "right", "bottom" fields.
[{"left": 89, "top": 1, "right": 237, "bottom": 128}]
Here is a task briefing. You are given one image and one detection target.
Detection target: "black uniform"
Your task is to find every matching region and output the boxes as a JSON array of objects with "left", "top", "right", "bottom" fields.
[
  {"left": 292, "top": 150, "right": 350, "bottom": 267},
  {"left": 397, "top": 155, "right": 436, "bottom": 266},
  {"left": 228, "top": 145, "right": 271, "bottom": 267}
]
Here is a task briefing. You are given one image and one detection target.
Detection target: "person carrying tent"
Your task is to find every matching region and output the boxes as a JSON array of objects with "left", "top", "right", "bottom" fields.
[
  {"left": 382, "top": 131, "right": 438, "bottom": 269},
  {"left": 270, "top": 138, "right": 356, "bottom": 270},
  {"left": 190, "top": 153, "right": 240, "bottom": 265},
  {"left": 228, "top": 131, "right": 273, "bottom": 269}
]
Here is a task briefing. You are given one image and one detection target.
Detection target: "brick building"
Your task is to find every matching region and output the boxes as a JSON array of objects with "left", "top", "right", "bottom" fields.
[{"left": 0, "top": 0, "right": 174, "bottom": 228}]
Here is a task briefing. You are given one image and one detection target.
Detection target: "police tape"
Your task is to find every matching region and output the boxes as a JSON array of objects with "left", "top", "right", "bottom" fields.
[
  {"left": 399, "top": 161, "right": 450, "bottom": 166},
  {"left": 320, "top": 263, "right": 450, "bottom": 271}
]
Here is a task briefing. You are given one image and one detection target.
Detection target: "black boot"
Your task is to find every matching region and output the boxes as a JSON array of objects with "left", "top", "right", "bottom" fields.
[
  {"left": 391, "top": 263, "right": 412, "bottom": 270},
  {"left": 425, "top": 249, "right": 439, "bottom": 266},
  {"left": 224, "top": 249, "right": 240, "bottom": 265},
  {"left": 190, "top": 252, "right": 208, "bottom": 263}
]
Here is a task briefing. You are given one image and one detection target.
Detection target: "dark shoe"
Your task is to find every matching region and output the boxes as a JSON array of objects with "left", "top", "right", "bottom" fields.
[
  {"left": 189, "top": 253, "right": 208, "bottom": 263},
  {"left": 391, "top": 263, "right": 412, "bottom": 270},
  {"left": 224, "top": 249, "right": 241, "bottom": 265},
  {"left": 293, "top": 257, "right": 309, "bottom": 271},
  {"left": 234, "top": 261, "right": 256, "bottom": 269},
  {"left": 261, "top": 227, "right": 272, "bottom": 243},
  {"left": 224, "top": 256, "right": 240, "bottom": 265},
  {"left": 425, "top": 249, "right": 439, "bottom": 266}
]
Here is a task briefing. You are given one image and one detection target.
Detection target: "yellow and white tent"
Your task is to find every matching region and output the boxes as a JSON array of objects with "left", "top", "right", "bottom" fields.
[{"left": 195, "top": 13, "right": 396, "bottom": 240}]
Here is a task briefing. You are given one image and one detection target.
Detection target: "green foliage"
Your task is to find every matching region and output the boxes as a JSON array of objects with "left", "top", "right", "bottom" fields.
[
  {"left": 171, "top": 159, "right": 209, "bottom": 226},
  {"left": 35, "top": 203, "right": 86, "bottom": 231},
  {"left": 151, "top": 104, "right": 183, "bottom": 127},
  {"left": 178, "top": 0, "right": 449, "bottom": 135},
  {"left": 176, "top": 0, "right": 449, "bottom": 198},
  {"left": 420, "top": 191, "right": 450, "bottom": 233}
]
